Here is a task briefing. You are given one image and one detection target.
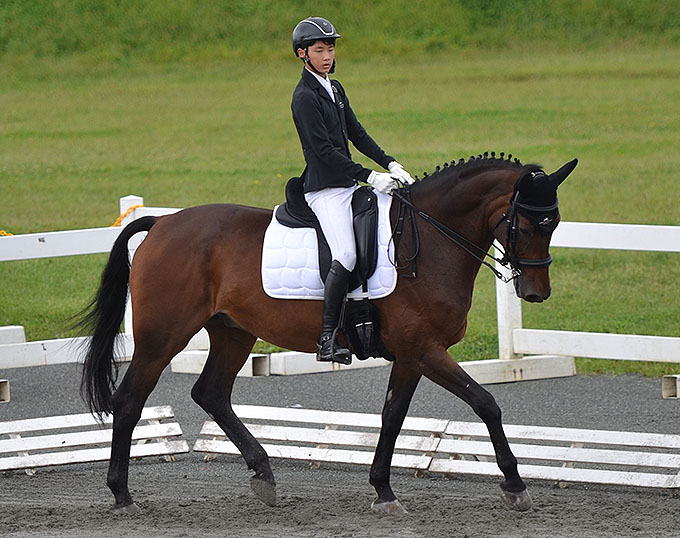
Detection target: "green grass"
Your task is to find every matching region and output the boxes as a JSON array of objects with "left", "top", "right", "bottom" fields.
[
  {"left": 2, "top": 1, "right": 678, "bottom": 63},
  {"left": 1, "top": 27, "right": 679, "bottom": 376}
]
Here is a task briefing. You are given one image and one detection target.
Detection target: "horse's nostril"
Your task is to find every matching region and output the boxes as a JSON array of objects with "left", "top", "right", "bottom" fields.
[{"left": 524, "top": 294, "right": 544, "bottom": 303}]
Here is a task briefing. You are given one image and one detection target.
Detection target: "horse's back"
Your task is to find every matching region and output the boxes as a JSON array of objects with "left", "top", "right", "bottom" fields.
[
  {"left": 156, "top": 203, "right": 271, "bottom": 238},
  {"left": 129, "top": 203, "right": 272, "bottom": 295},
  {"left": 140, "top": 203, "right": 271, "bottom": 252}
]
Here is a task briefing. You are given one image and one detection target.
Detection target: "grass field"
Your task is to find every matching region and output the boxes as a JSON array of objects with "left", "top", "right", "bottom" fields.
[{"left": 1, "top": 5, "right": 679, "bottom": 376}]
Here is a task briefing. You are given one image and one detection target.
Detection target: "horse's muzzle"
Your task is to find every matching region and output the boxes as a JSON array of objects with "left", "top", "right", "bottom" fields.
[
  {"left": 523, "top": 292, "right": 548, "bottom": 303},
  {"left": 514, "top": 275, "right": 551, "bottom": 303}
]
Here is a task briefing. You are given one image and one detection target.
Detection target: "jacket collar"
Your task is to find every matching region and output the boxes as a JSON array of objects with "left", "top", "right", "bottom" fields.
[{"left": 301, "top": 67, "right": 335, "bottom": 103}]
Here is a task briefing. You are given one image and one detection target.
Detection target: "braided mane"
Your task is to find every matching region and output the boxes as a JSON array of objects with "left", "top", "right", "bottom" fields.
[{"left": 415, "top": 151, "right": 539, "bottom": 183}]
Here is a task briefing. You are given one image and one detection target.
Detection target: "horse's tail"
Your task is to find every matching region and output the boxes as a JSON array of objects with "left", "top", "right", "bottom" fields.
[{"left": 79, "top": 216, "right": 157, "bottom": 418}]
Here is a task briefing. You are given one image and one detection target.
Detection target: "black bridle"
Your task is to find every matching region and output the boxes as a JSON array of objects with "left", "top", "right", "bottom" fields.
[
  {"left": 390, "top": 176, "right": 559, "bottom": 284},
  {"left": 495, "top": 187, "right": 559, "bottom": 272}
]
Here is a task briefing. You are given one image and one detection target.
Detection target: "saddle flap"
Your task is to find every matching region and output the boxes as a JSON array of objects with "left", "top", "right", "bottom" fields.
[{"left": 351, "top": 187, "right": 379, "bottom": 287}]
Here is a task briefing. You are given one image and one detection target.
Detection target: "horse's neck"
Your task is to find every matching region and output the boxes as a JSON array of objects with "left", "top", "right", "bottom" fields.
[
  {"left": 397, "top": 168, "right": 516, "bottom": 333},
  {"left": 409, "top": 171, "right": 510, "bottom": 285},
  {"left": 411, "top": 172, "right": 502, "bottom": 246}
]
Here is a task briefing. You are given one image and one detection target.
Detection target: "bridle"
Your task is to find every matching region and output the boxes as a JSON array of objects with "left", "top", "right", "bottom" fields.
[
  {"left": 390, "top": 173, "right": 559, "bottom": 283},
  {"left": 494, "top": 172, "right": 559, "bottom": 272}
]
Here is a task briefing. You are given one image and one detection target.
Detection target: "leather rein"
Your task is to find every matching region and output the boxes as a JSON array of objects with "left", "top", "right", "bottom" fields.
[{"left": 389, "top": 179, "right": 558, "bottom": 284}]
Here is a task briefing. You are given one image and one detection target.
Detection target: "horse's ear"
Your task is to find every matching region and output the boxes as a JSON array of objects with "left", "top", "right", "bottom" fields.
[{"left": 549, "top": 158, "right": 578, "bottom": 188}]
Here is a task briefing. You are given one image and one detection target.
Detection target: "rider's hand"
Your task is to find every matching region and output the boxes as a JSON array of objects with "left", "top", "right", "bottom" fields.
[
  {"left": 388, "top": 161, "right": 415, "bottom": 185},
  {"left": 367, "top": 171, "right": 398, "bottom": 194}
]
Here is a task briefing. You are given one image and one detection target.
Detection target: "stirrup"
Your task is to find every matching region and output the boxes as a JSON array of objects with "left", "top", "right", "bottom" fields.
[{"left": 316, "top": 328, "right": 351, "bottom": 365}]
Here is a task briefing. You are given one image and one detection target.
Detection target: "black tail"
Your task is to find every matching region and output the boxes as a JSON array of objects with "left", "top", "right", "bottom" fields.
[{"left": 78, "top": 216, "right": 157, "bottom": 417}]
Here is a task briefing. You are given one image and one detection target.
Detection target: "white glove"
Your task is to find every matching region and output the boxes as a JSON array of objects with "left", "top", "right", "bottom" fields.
[
  {"left": 388, "top": 161, "right": 415, "bottom": 185},
  {"left": 367, "top": 170, "right": 398, "bottom": 194}
]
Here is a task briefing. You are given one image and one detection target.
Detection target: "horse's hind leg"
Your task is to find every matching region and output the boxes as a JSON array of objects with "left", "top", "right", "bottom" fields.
[
  {"left": 107, "top": 337, "right": 180, "bottom": 513},
  {"left": 190, "top": 317, "right": 276, "bottom": 506},
  {"left": 421, "top": 349, "right": 532, "bottom": 511},
  {"left": 369, "top": 362, "right": 421, "bottom": 515}
]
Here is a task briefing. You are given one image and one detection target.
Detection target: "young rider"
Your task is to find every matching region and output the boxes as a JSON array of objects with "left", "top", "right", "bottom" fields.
[{"left": 290, "top": 16, "right": 414, "bottom": 364}]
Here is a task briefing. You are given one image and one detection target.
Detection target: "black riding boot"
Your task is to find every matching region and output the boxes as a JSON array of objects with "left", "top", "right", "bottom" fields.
[{"left": 317, "top": 261, "right": 352, "bottom": 365}]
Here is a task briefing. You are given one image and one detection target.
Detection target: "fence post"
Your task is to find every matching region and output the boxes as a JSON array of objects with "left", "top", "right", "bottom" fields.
[
  {"left": 494, "top": 243, "right": 523, "bottom": 360},
  {"left": 119, "top": 195, "right": 144, "bottom": 227},
  {"left": 119, "top": 196, "right": 144, "bottom": 336}
]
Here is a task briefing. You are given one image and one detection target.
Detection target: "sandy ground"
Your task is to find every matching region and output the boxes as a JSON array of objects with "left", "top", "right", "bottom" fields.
[{"left": 2, "top": 362, "right": 679, "bottom": 538}]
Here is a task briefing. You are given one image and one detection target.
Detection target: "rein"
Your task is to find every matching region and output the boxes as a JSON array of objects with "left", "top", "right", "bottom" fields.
[{"left": 390, "top": 181, "right": 557, "bottom": 283}]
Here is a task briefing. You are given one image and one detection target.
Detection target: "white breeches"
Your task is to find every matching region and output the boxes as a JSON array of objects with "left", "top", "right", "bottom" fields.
[{"left": 304, "top": 185, "right": 359, "bottom": 272}]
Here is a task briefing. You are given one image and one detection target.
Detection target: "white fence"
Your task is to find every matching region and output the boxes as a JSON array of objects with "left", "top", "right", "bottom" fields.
[
  {"left": 0, "top": 196, "right": 176, "bottom": 369},
  {"left": 494, "top": 222, "right": 680, "bottom": 365},
  {"left": 1, "top": 195, "right": 679, "bottom": 378},
  {"left": 0, "top": 195, "right": 176, "bottom": 263}
]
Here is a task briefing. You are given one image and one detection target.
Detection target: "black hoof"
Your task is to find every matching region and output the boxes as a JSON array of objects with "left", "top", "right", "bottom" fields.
[
  {"left": 502, "top": 488, "right": 532, "bottom": 511},
  {"left": 111, "top": 502, "right": 142, "bottom": 515},
  {"left": 371, "top": 498, "right": 407, "bottom": 515},
  {"left": 250, "top": 475, "right": 277, "bottom": 507}
]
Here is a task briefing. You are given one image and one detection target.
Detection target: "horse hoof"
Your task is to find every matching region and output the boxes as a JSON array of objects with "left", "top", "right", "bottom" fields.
[
  {"left": 503, "top": 488, "right": 532, "bottom": 511},
  {"left": 250, "top": 476, "right": 277, "bottom": 507},
  {"left": 371, "top": 498, "right": 408, "bottom": 516},
  {"left": 111, "top": 502, "right": 142, "bottom": 515}
]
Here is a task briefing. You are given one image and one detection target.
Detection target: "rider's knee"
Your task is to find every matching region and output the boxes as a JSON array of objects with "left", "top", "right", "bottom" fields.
[{"left": 336, "top": 251, "right": 356, "bottom": 272}]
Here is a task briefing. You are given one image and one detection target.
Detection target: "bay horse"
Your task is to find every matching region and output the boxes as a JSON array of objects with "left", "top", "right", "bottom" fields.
[{"left": 79, "top": 153, "right": 577, "bottom": 515}]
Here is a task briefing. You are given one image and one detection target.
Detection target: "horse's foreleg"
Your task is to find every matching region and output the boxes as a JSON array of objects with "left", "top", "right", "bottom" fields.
[
  {"left": 369, "top": 362, "right": 421, "bottom": 515},
  {"left": 421, "top": 350, "right": 532, "bottom": 511},
  {"left": 190, "top": 322, "right": 276, "bottom": 506}
]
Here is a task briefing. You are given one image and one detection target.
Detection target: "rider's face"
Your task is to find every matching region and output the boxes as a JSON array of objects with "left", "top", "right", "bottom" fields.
[{"left": 298, "top": 40, "right": 335, "bottom": 77}]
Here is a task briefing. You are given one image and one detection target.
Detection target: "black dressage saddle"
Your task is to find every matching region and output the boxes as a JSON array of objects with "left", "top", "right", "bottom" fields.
[
  {"left": 275, "top": 176, "right": 379, "bottom": 291},
  {"left": 275, "top": 176, "right": 394, "bottom": 361}
]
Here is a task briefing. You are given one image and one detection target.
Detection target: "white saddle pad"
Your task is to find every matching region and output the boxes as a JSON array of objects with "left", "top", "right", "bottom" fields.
[{"left": 261, "top": 191, "right": 397, "bottom": 300}]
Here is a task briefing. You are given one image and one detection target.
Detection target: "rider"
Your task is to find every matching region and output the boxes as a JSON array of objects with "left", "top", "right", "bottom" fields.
[{"left": 291, "top": 16, "right": 414, "bottom": 365}]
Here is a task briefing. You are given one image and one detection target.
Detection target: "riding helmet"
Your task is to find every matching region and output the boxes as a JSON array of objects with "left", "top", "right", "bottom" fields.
[{"left": 292, "top": 17, "right": 341, "bottom": 55}]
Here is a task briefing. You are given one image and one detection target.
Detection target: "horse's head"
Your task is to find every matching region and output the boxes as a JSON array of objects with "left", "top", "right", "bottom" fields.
[{"left": 494, "top": 159, "right": 578, "bottom": 302}]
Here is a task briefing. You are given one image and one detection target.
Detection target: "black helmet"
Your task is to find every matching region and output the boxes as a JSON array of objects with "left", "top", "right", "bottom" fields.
[{"left": 292, "top": 17, "right": 341, "bottom": 55}]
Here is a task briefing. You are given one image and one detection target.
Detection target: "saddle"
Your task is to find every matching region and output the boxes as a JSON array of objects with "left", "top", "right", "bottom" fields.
[
  {"left": 274, "top": 176, "right": 394, "bottom": 361},
  {"left": 275, "top": 176, "right": 379, "bottom": 291}
]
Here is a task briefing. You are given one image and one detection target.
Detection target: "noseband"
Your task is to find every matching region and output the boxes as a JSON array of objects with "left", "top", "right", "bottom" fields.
[{"left": 390, "top": 174, "right": 559, "bottom": 283}]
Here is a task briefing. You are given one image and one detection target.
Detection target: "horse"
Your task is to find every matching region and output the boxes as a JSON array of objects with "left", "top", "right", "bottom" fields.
[{"left": 79, "top": 153, "right": 577, "bottom": 515}]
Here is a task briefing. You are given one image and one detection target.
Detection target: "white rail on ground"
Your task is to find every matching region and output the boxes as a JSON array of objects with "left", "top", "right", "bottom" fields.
[
  {"left": 194, "top": 405, "right": 680, "bottom": 489},
  {"left": 0, "top": 405, "right": 188, "bottom": 473}
]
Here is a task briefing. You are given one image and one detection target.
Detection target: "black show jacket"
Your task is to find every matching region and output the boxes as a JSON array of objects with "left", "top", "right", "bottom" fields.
[{"left": 291, "top": 68, "right": 394, "bottom": 193}]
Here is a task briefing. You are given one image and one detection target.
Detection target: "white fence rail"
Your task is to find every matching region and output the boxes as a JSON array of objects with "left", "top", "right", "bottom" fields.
[
  {"left": 495, "top": 222, "right": 680, "bottom": 363},
  {"left": 1, "top": 195, "right": 679, "bottom": 375},
  {"left": 0, "top": 227, "right": 121, "bottom": 262},
  {"left": 0, "top": 195, "right": 178, "bottom": 262}
]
